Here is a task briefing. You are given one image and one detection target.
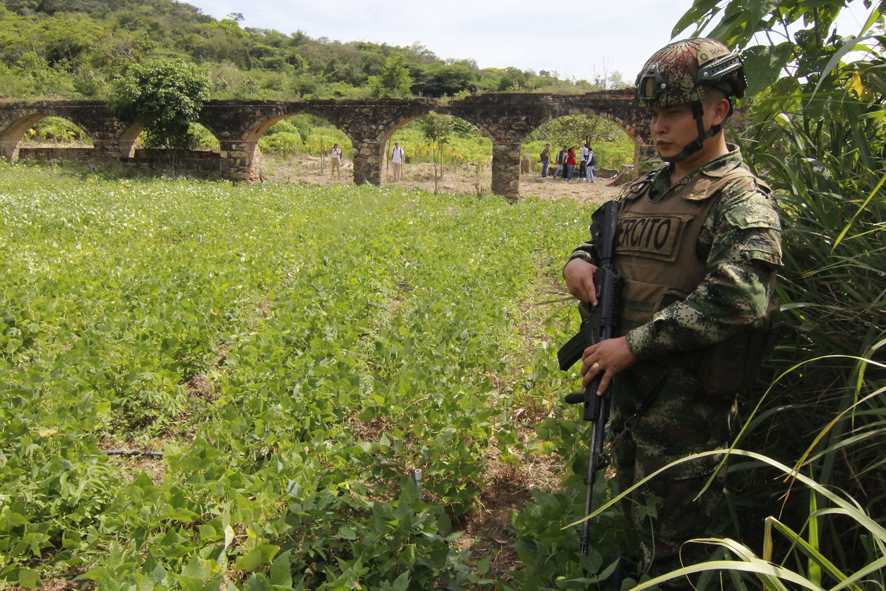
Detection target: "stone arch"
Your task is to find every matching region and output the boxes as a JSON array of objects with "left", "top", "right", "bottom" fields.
[
  {"left": 549, "top": 92, "right": 652, "bottom": 169},
  {"left": 0, "top": 94, "right": 649, "bottom": 193},
  {"left": 0, "top": 111, "right": 96, "bottom": 162},
  {"left": 117, "top": 122, "right": 143, "bottom": 158},
  {"left": 242, "top": 110, "right": 356, "bottom": 183},
  {"left": 120, "top": 122, "right": 220, "bottom": 158},
  {"left": 378, "top": 109, "right": 492, "bottom": 184},
  {"left": 526, "top": 110, "right": 641, "bottom": 175}
]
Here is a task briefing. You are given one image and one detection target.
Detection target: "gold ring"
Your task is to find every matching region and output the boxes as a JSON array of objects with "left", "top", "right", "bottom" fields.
[{"left": 592, "top": 362, "right": 600, "bottom": 371}]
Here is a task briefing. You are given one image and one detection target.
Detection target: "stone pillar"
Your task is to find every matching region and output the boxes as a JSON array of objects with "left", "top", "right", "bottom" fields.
[
  {"left": 491, "top": 142, "right": 522, "bottom": 200},
  {"left": 219, "top": 140, "right": 260, "bottom": 182},
  {"left": 0, "top": 139, "right": 20, "bottom": 163},
  {"left": 352, "top": 139, "right": 383, "bottom": 186}
]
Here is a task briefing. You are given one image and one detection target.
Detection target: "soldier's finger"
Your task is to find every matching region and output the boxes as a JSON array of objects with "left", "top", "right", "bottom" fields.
[
  {"left": 597, "top": 370, "right": 613, "bottom": 396},
  {"left": 583, "top": 277, "right": 598, "bottom": 306},
  {"left": 580, "top": 361, "right": 599, "bottom": 387}
]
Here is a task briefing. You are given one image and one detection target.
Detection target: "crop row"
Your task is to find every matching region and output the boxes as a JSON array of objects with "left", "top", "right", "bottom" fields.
[{"left": 0, "top": 164, "right": 630, "bottom": 590}]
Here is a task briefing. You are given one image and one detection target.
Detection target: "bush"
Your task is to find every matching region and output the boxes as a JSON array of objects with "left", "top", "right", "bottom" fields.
[{"left": 109, "top": 58, "right": 211, "bottom": 150}]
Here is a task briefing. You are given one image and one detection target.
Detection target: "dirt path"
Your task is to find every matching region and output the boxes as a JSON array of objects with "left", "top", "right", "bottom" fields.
[{"left": 260, "top": 156, "right": 621, "bottom": 205}]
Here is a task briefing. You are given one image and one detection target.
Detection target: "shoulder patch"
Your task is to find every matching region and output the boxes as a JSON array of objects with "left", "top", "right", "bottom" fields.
[{"left": 723, "top": 195, "right": 781, "bottom": 230}]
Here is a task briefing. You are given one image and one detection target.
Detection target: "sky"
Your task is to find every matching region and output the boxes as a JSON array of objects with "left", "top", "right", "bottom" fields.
[
  {"left": 184, "top": 0, "right": 697, "bottom": 83},
  {"left": 184, "top": 0, "right": 875, "bottom": 84}
]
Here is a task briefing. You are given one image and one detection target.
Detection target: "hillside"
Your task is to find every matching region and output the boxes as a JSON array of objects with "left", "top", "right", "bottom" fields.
[{"left": 0, "top": 0, "right": 605, "bottom": 100}]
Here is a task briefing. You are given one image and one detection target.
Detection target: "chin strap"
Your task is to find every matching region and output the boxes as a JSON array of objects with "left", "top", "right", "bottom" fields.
[{"left": 660, "top": 101, "right": 723, "bottom": 163}]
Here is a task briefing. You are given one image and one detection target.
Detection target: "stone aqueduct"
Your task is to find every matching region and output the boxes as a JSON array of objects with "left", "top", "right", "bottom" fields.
[{"left": 0, "top": 90, "right": 649, "bottom": 197}]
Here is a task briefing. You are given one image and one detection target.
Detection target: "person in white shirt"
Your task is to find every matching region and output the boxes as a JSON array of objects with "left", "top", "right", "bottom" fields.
[
  {"left": 330, "top": 143, "right": 342, "bottom": 180},
  {"left": 585, "top": 146, "right": 595, "bottom": 183},
  {"left": 391, "top": 141, "right": 405, "bottom": 182},
  {"left": 579, "top": 143, "right": 590, "bottom": 179}
]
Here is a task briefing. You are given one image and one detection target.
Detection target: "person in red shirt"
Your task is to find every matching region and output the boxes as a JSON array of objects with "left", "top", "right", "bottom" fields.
[{"left": 565, "top": 147, "right": 577, "bottom": 180}]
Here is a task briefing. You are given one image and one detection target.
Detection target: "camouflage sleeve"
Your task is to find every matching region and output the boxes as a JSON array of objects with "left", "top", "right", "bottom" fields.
[
  {"left": 625, "top": 181, "right": 782, "bottom": 360},
  {"left": 566, "top": 241, "right": 597, "bottom": 268}
]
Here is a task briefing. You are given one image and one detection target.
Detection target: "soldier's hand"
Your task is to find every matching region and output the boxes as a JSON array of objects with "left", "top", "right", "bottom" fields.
[
  {"left": 581, "top": 337, "right": 636, "bottom": 395},
  {"left": 564, "top": 258, "right": 598, "bottom": 306}
]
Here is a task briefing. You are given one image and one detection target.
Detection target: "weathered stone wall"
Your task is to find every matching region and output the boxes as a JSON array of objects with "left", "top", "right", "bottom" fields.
[
  {"left": 0, "top": 101, "right": 136, "bottom": 161},
  {"left": 121, "top": 149, "right": 223, "bottom": 175},
  {"left": 18, "top": 147, "right": 95, "bottom": 161},
  {"left": 0, "top": 92, "right": 648, "bottom": 197}
]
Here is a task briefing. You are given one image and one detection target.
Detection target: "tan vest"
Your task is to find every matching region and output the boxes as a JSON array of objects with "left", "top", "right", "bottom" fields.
[
  {"left": 614, "top": 164, "right": 760, "bottom": 336},
  {"left": 613, "top": 164, "right": 777, "bottom": 395}
]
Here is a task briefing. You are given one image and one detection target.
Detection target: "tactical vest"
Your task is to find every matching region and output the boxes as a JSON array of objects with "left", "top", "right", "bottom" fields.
[{"left": 613, "top": 164, "right": 777, "bottom": 395}]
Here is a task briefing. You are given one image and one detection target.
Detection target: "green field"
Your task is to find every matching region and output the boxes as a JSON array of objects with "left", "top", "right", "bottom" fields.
[{"left": 0, "top": 164, "right": 634, "bottom": 590}]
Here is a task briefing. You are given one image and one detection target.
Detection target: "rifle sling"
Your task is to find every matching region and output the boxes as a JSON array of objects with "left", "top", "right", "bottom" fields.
[{"left": 623, "top": 368, "right": 674, "bottom": 431}]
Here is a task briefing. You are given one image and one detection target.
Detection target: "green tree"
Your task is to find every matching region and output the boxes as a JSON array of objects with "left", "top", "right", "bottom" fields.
[
  {"left": 368, "top": 54, "right": 413, "bottom": 98},
  {"left": 410, "top": 62, "right": 477, "bottom": 97},
  {"left": 419, "top": 112, "right": 456, "bottom": 192},
  {"left": 527, "top": 114, "right": 626, "bottom": 149},
  {"left": 109, "top": 58, "right": 210, "bottom": 150}
]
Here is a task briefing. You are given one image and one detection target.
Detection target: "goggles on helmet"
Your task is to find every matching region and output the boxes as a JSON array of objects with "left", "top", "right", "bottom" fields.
[
  {"left": 636, "top": 63, "right": 668, "bottom": 104},
  {"left": 636, "top": 47, "right": 746, "bottom": 108}
]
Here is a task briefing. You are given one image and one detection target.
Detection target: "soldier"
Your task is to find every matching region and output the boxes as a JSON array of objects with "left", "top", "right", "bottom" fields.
[{"left": 563, "top": 38, "right": 782, "bottom": 581}]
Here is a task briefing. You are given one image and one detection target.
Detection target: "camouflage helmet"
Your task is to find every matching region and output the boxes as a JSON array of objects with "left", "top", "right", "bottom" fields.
[{"left": 636, "top": 38, "right": 746, "bottom": 109}]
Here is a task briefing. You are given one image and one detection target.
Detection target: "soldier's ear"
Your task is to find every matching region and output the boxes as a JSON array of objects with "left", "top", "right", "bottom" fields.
[{"left": 710, "top": 97, "right": 732, "bottom": 126}]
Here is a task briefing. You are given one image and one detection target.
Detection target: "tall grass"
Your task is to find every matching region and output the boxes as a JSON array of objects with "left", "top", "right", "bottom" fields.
[{"left": 721, "top": 92, "right": 886, "bottom": 582}]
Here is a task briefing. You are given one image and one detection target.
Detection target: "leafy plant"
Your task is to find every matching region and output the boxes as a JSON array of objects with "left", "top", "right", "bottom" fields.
[
  {"left": 0, "top": 164, "right": 607, "bottom": 589},
  {"left": 109, "top": 58, "right": 211, "bottom": 150},
  {"left": 368, "top": 55, "right": 414, "bottom": 98}
]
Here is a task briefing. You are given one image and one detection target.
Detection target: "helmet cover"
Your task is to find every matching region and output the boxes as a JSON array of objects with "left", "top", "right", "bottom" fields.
[{"left": 636, "top": 38, "right": 747, "bottom": 108}]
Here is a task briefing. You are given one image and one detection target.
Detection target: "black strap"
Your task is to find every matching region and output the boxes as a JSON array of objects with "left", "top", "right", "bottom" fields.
[{"left": 624, "top": 368, "right": 674, "bottom": 431}]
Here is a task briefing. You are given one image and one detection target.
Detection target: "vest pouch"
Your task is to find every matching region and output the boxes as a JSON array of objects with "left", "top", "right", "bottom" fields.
[
  {"left": 698, "top": 298, "right": 781, "bottom": 396},
  {"left": 618, "top": 279, "right": 688, "bottom": 337}
]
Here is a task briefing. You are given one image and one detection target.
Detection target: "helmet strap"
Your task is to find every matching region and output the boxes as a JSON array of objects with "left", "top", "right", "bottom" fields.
[{"left": 660, "top": 101, "right": 722, "bottom": 163}]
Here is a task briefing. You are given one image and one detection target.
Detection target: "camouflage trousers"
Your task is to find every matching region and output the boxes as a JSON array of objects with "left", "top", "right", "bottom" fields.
[{"left": 610, "top": 362, "right": 736, "bottom": 581}]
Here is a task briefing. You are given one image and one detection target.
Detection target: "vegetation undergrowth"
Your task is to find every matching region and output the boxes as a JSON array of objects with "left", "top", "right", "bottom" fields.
[{"left": 0, "top": 164, "right": 636, "bottom": 590}]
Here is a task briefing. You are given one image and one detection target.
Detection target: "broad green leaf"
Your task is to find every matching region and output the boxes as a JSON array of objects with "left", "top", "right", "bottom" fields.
[
  {"left": 224, "top": 525, "right": 236, "bottom": 550},
  {"left": 18, "top": 569, "right": 41, "bottom": 590},
  {"left": 270, "top": 550, "right": 293, "bottom": 588},
  {"left": 233, "top": 545, "right": 280, "bottom": 572},
  {"left": 672, "top": 0, "right": 722, "bottom": 36},
  {"left": 392, "top": 571, "right": 410, "bottom": 591},
  {"left": 741, "top": 43, "right": 794, "bottom": 98},
  {"left": 477, "top": 556, "right": 491, "bottom": 575}
]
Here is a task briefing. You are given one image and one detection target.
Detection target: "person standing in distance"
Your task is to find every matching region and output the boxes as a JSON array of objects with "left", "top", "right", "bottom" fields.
[
  {"left": 585, "top": 146, "right": 595, "bottom": 183},
  {"left": 554, "top": 146, "right": 566, "bottom": 179},
  {"left": 579, "top": 142, "right": 590, "bottom": 179},
  {"left": 391, "top": 141, "right": 405, "bottom": 182},
  {"left": 562, "top": 38, "right": 782, "bottom": 581},
  {"left": 540, "top": 143, "right": 551, "bottom": 178},
  {"left": 565, "top": 147, "right": 577, "bottom": 180},
  {"left": 330, "top": 143, "right": 342, "bottom": 180}
]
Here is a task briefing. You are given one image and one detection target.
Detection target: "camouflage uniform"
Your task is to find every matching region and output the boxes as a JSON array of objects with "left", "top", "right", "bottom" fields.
[{"left": 568, "top": 146, "right": 782, "bottom": 575}]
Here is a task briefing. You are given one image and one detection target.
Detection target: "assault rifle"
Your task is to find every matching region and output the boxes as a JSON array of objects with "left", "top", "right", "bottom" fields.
[{"left": 557, "top": 199, "right": 622, "bottom": 556}]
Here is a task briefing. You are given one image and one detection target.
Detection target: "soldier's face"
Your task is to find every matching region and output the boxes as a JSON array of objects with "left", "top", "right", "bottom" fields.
[{"left": 648, "top": 104, "right": 698, "bottom": 160}]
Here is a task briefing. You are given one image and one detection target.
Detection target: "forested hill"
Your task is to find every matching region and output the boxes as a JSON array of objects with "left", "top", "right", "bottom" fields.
[{"left": 0, "top": 0, "right": 605, "bottom": 101}]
